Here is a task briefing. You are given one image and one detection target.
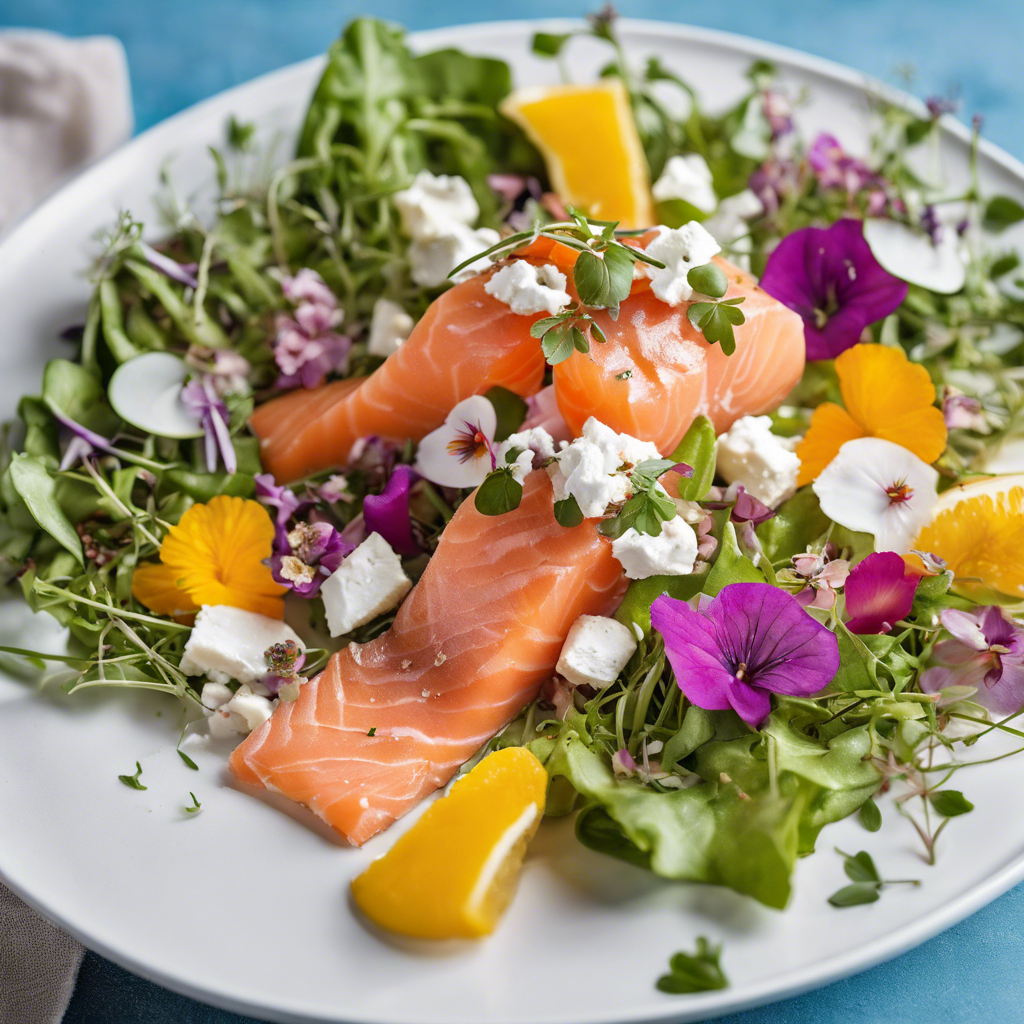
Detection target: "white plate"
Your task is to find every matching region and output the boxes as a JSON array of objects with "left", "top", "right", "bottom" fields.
[{"left": 2, "top": 18, "right": 1024, "bottom": 1024}]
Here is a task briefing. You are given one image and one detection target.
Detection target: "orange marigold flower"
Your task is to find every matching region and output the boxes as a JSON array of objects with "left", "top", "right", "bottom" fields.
[
  {"left": 796, "top": 344, "right": 948, "bottom": 487},
  {"left": 132, "top": 495, "right": 285, "bottom": 620}
]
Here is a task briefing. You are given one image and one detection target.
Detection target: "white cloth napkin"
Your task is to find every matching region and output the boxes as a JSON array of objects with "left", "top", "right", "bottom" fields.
[
  {"left": 0, "top": 29, "right": 133, "bottom": 234},
  {"left": 0, "top": 29, "right": 133, "bottom": 1023}
]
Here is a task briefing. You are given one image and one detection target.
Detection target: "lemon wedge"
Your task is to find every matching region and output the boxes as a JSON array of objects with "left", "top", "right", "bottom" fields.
[
  {"left": 350, "top": 747, "right": 547, "bottom": 939},
  {"left": 500, "top": 80, "right": 654, "bottom": 228},
  {"left": 915, "top": 474, "right": 1024, "bottom": 600}
]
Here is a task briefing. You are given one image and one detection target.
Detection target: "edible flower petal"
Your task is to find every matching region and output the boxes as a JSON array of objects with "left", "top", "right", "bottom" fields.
[
  {"left": 181, "top": 377, "right": 237, "bottom": 474},
  {"left": 759, "top": 219, "right": 908, "bottom": 361},
  {"left": 796, "top": 344, "right": 947, "bottom": 486},
  {"left": 812, "top": 437, "right": 939, "bottom": 553},
  {"left": 651, "top": 583, "right": 840, "bottom": 728},
  {"left": 843, "top": 551, "right": 919, "bottom": 634},
  {"left": 413, "top": 396, "right": 498, "bottom": 489},
  {"left": 364, "top": 465, "right": 420, "bottom": 557}
]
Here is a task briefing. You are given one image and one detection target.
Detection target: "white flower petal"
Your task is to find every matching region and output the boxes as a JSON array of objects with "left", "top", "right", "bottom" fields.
[
  {"left": 812, "top": 437, "right": 939, "bottom": 553},
  {"left": 863, "top": 217, "right": 966, "bottom": 295},
  {"left": 413, "top": 395, "right": 497, "bottom": 488}
]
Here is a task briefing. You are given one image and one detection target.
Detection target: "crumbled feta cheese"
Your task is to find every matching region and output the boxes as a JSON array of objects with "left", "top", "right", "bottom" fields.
[
  {"left": 548, "top": 417, "right": 664, "bottom": 518},
  {"left": 702, "top": 189, "right": 763, "bottom": 246},
  {"left": 611, "top": 516, "right": 699, "bottom": 579},
  {"left": 556, "top": 615, "right": 638, "bottom": 689},
  {"left": 408, "top": 225, "right": 500, "bottom": 288},
  {"left": 641, "top": 222, "right": 722, "bottom": 305},
  {"left": 200, "top": 681, "right": 233, "bottom": 710},
  {"left": 180, "top": 605, "right": 304, "bottom": 686},
  {"left": 223, "top": 684, "right": 275, "bottom": 732},
  {"left": 497, "top": 427, "right": 556, "bottom": 484},
  {"left": 393, "top": 170, "right": 479, "bottom": 241},
  {"left": 367, "top": 298, "right": 414, "bottom": 358},
  {"left": 483, "top": 261, "right": 570, "bottom": 316},
  {"left": 651, "top": 154, "right": 717, "bottom": 214},
  {"left": 207, "top": 709, "right": 246, "bottom": 739},
  {"left": 321, "top": 533, "right": 412, "bottom": 638},
  {"left": 716, "top": 415, "right": 801, "bottom": 508}
]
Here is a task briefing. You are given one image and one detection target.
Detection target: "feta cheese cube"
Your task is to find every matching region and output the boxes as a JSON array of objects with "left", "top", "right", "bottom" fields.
[
  {"left": 408, "top": 225, "right": 500, "bottom": 288},
  {"left": 716, "top": 415, "right": 801, "bottom": 508},
  {"left": 222, "top": 684, "right": 275, "bottom": 732},
  {"left": 651, "top": 154, "right": 717, "bottom": 214},
  {"left": 556, "top": 615, "right": 638, "bottom": 689},
  {"left": 611, "top": 517, "right": 699, "bottom": 580},
  {"left": 200, "top": 681, "right": 233, "bottom": 710},
  {"left": 180, "top": 605, "right": 304, "bottom": 686},
  {"left": 483, "top": 261, "right": 570, "bottom": 316},
  {"left": 497, "top": 427, "right": 556, "bottom": 484},
  {"left": 367, "top": 298, "right": 414, "bottom": 358},
  {"left": 393, "top": 170, "right": 479, "bottom": 241},
  {"left": 641, "top": 222, "right": 722, "bottom": 306},
  {"left": 321, "top": 533, "right": 412, "bottom": 637},
  {"left": 548, "top": 417, "right": 664, "bottom": 518}
]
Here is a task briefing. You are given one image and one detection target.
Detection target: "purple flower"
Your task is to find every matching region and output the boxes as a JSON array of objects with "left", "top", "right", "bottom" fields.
[
  {"left": 281, "top": 268, "right": 338, "bottom": 307},
  {"left": 186, "top": 346, "right": 251, "bottom": 396},
  {"left": 138, "top": 241, "right": 199, "bottom": 289},
  {"left": 942, "top": 387, "right": 988, "bottom": 432},
  {"left": 920, "top": 205, "right": 942, "bottom": 245},
  {"left": 363, "top": 465, "right": 420, "bottom": 557},
  {"left": 760, "top": 219, "right": 909, "bottom": 361},
  {"left": 807, "top": 133, "right": 878, "bottom": 197},
  {"left": 268, "top": 520, "right": 353, "bottom": 597},
  {"left": 748, "top": 158, "right": 800, "bottom": 215},
  {"left": 274, "top": 269, "right": 350, "bottom": 389},
  {"left": 180, "top": 377, "right": 237, "bottom": 474},
  {"left": 762, "top": 90, "right": 794, "bottom": 140},
  {"left": 926, "top": 96, "right": 958, "bottom": 119},
  {"left": 254, "top": 473, "right": 308, "bottom": 546},
  {"left": 263, "top": 639, "right": 307, "bottom": 696},
  {"left": 50, "top": 408, "right": 114, "bottom": 471},
  {"left": 843, "top": 552, "right": 919, "bottom": 635},
  {"left": 651, "top": 583, "right": 840, "bottom": 729},
  {"left": 920, "top": 607, "right": 1024, "bottom": 715},
  {"left": 730, "top": 485, "right": 776, "bottom": 527}
]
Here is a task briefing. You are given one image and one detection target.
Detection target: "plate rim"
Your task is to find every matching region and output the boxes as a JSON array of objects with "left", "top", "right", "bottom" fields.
[{"left": 3, "top": 16, "right": 1024, "bottom": 1024}]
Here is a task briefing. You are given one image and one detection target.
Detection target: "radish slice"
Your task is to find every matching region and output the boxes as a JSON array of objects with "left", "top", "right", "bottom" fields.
[
  {"left": 108, "top": 352, "right": 204, "bottom": 439},
  {"left": 863, "top": 217, "right": 966, "bottom": 295}
]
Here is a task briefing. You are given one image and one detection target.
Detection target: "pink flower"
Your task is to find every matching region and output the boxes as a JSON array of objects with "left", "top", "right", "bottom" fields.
[
  {"left": 749, "top": 157, "right": 801, "bottom": 215},
  {"left": 779, "top": 550, "right": 851, "bottom": 610},
  {"left": 363, "top": 465, "right": 421, "bottom": 557},
  {"left": 268, "top": 520, "right": 352, "bottom": 598},
  {"left": 920, "top": 607, "right": 1024, "bottom": 715},
  {"left": 521, "top": 384, "right": 573, "bottom": 445},
  {"left": 281, "top": 267, "right": 338, "bottom": 307},
  {"left": 274, "top": 269, "right": 351, "bottom": 389},
  {"left": 843, "top": 552, "right": 919, "bottom": 634},
  {"left": 807, "top": 133, "right": 879, "bottom": 197},
  {"left": 942, "top": 387, "right": 989, "bottom": 432}
]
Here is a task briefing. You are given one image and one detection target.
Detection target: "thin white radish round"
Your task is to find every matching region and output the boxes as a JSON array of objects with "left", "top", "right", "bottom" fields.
[
  {"left": 863, "top": 217, "right": 966, "bottom": 295},
  {"left": 108, "top": 352, "right": 204, "bottom": 439}
]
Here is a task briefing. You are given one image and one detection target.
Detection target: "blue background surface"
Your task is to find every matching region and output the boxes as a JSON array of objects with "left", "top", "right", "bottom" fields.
[{"left": 1, "top": 1, "right": 1021, "bottom": 1021}]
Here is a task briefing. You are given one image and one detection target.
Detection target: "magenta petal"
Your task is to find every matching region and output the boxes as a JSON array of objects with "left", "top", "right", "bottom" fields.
[
  {"left": 844, "top": 552, "right": 919, "bottom": 635},
  {"left": 724, "top": 678, "right": 772, "bottom": 729},
  {"left": 363, "top": 465, "right": 420, "bottom": 557},
  {"left": 977, "top": 658, "right": 1024, "bottom": 716},
  {"left": 760, "top": 219, "right": 908, "bottom": 361}
]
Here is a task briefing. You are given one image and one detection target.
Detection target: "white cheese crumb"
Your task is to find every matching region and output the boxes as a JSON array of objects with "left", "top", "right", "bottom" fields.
[
  {"left": 223, "top": 684, "right": 275, "bottom": 732},
  {"left": 703, "top": 189, "right": 763, "bottom": 246},
  {"left": 547, "top": 417, "right": 664, "bottom": 518},
  {"left": 611, "top": 517, "right": 699, "bottom": 580},
  {"left": 716, "top": 415, "right": 801, "bottom": 508},
  {"left": 408, "top": 225, "right": 500, "bottom": 287},
  {"left": 421, "top": 689, "right": 430, "bottom": 698},
  {"left": 496, "top": 426, "right": 556, "bottom": 484},
  {"left": 367, "top": 298, "right": 414, "bottom": 358},
  {"left": 180, "top": 605, "right": 304, "bottom": 686},
  {"left": 321, "top": 533, "right": 412, "bottom": 638},
  {"left": 483, "top": 261, "right": 570, "bottom": 316},
  {"left": 393, "top": 170, "right": 479, "bottom": 240},
  {"left": 200, "top": 681, "right": 233, "bottom": 710},
  {"left": 641, "top": 222, "right": 722, "bottom": 305},
  {"left": 556, "top": 615, "right": 638, "bottom": 689},
  {"left": 359, "top": 797, "right": 370, "bottom": 809},
  {"left": 651, "top": 154, "right": 717, "bottom": 214}
]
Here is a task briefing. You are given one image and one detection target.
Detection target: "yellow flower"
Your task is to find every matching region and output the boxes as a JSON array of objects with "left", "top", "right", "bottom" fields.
[
  {"left": 132, "top": 495, "right": 285, "bottom": 619},
  {"left": 914, "top": 477, "right": 1024, "bottom": 600},
  {"left": 796, "top": 345, "right": 948, "bottom": 487}
]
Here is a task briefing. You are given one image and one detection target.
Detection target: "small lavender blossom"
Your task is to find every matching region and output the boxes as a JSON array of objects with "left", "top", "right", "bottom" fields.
[
  {"left": 749, "top": 157, "right": 800, "bottom": 215},
  {"left": 926, "top": 96, "right": 958, "bottom": 119},
  {"left": 180, "top": 377, "right": 237, "bottom": 474},
  {"left": 274, "top": 269, "right": 351, "bottom": 389},
  {"left": 268, "top": 520, "right": 352, "bottom": 598},
  {"left": 942, "top": 387, "right": 989, "bottom": 432},
  {"left": 281, "top": 267, "right": 338, "bottom": 307},
  {"left": 807, "top": 133, "right": 879, "bottom": 197},
  {"left": 778, "top": 550, "right": 851, "bottom": 610},
  {"left": 762, "top": 90, "right": 794, "bottom": 140}
]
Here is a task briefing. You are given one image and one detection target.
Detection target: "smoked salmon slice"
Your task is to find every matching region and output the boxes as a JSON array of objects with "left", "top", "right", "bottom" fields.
[
  {"left": 250, "top": 271, "right": 548, "bottom": 483},
  {"left": 229, "top": 474, "right": 625, "bottom": 846},
  {"left": 552, "top": 255, "right": 805, "bottom": 455}
]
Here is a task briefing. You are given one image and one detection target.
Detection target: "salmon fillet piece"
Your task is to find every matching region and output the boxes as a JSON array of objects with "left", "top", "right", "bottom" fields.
[
  {"left": 229, "top": 474, "right": 625, "bottom": 846},
  {"left": 250, "top": 271, "right": 548, "bottom": 483},
  {"left": 553, "top": 255, "right": 806, "bottom": 454}
]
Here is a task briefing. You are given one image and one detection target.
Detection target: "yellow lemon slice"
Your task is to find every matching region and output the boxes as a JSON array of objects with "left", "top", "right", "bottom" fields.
[
  {"left": 914, "top": 474, "right": 1024, "bottom": 600},
  {"left": 500, "top": 80, "right": 655, "bottom": 228},
  {"left": 351, "top": 747, "right": 547, "bottom": 939}
]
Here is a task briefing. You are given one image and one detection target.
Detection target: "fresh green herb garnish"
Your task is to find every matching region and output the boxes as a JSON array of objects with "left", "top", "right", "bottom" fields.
[
  {"left": 656, "top": 937, "right": 729, "bottom": 994},
  {"left": 367, "top": 727, "right": 377, "bottom": 737},
  {"left": 827, "top": 849, "right": 919, "bottom": 907},
  {"left": 184, "top": 792, "right": 202, "bottom": 814},
  {"left": 118, "top": 762, "right": 147, "bottom": 791}
]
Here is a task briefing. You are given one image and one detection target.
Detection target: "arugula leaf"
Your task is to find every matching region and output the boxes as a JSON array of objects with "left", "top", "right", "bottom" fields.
[
  {"left": 702, "top": 522, "right": 764, "bottom": 596},
  {"left": 656, "top": 938, "right": 729, "bottom": 994},
  {"left": 597, "top": 485, "right": 676, "bottom": 539},
  {"left": 8, "top": 454, "right": 84, "bottom": 566},
  {"left": 574, "top": 245, "right": 635, "bottom": 313},
  {"left": 553, "top": 495, "right": 584, "bottom": 528},
  {"left": 118, "top": 762, "right": 147, "bottom": 791},
  {"left": 668, "top": 415, "right": 716, "bottom": 501},
  {"left": 474, "top": 468, "right": 523, "bottom": 516},
  {"left": 614, "top": 572, "right": 705, "bottom": 638}
]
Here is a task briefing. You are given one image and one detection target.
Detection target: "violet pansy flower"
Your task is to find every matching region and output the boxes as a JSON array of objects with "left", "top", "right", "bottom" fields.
[
  {"left": 413, "top": 395, "right": 498, "bottom": 489},
  {"left": 920, "top": 607, "right": 1024, "bottom": 715},
  {"left": 759, "top": 219, "right": 908, "bottom": 361},
  {"left": 268, "top": 520, "right": 353, "bottom": 598},
  {"left": 843, "top": 551, "right": 919, "bottom": 635},
  {"left": 254, "top": 473, "right": 310, "bottom": 547},
  {"left": 364, "top": 465, "right": 421, "bottom": 557},
  {"left": 651, "top": 583, "right": 840, "bottom": 729}
]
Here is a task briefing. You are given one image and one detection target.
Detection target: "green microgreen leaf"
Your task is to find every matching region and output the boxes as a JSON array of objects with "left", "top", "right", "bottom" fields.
[
  {"left": 655, "top": 937, "right": 729, "bottom": 994},
  {"left": 118, "top": 762, "right": 147, "bottom": 791},
  {"left": 554, "top": 495, "right": 585, "bottom": 528},
  {"left": 184, "top": 792, "right": 202, "bottom": 814},
  {"left": 532, "top": 31, "right": 574, "bottom": 57},
  {"left": 687, "top": 298, "right": 746, "bottom": 356},
  {"left": 828, "top": 882, "right": 881, "bottom": 907},
  {"left": 590, "top": 322, "right": 607, "bottom": 344},
  {"left": 686, "top": 262, "right": 729, "bottom": 298},
  {"left": 840, "top": 848, "right": 881, "bottom": 884},
  {"left": 597, "top": 486, "right": 677, "bottom": 539},
  {"left": 367, "top": 727, "right": 377, "bottom": 737},
  {"left": 629, "top": 458, "right": 689, "bottom": 492},
  {"left": 929, "top": 790, "right": 975, "bottom": 817},
  {"left": 474, "top": 467, "right": 523, "bottom": 516},
  {"left": 983, "top": 195, "right": 1024, "bottom": 231},
  {"left": 177, "top": 748, "right": 199, "bottom": 771},
  {"left": 828, "top": 849, "right": 918, "bottom": 908},
  {"left": 573, "top": 245, "right": 635, "bottom": 312},
  {"left": 540, "top": 322, "right": 577, "bottom": 365},
  {"left": 859, "top": 798, "right": 882, "bottom": 832}
]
